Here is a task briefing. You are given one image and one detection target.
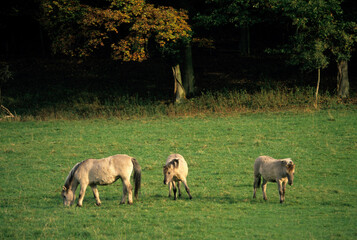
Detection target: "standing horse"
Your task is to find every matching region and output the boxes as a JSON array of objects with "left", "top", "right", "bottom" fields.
[
  {"left": 253, "top": 156, "right": 295, "bottom": 203},
  {"left": 163, "top": 153, "right": 192, "bottom": 200},
  {"left": 61, "top": 154, "right": 141, "bottom": 207}
]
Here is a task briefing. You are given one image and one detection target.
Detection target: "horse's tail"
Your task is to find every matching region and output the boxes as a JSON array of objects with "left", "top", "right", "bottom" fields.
[
  {"left": 131, "top": 158, "right": 141, "bottom": 199},
  {"left": 253, "top": 158, "right": 262, "bottom": 189},
  {"left": 256, "top": 174, "right": 261, "bottom": 188},
  {"left": 253, "top": 170, "right": 261, "bottom": 189}
]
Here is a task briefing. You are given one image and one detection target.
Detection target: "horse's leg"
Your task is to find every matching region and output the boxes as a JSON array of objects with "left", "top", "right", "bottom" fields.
[
  {"left": 253, "top": 175, "right": 260, "bottom": 199},
  {"left": 172, "top": 181, "right": 177, "bottom": 200},
  {"left": 120, "top": 181, "right": 127, "bottom": 205},
  {"left": 121, "top": 177, "right": 133, "bottom": 205},
  {"left": 178, "top": 181, "right": 182, "bottom": 197},
  {"left": 282, "top": 180, "right": 287, "bottom": 203},
  {"left": 277, "top": 180, "right": 284, "bottom": 203},
  {"left": 168, "top": 182, "right": 172, "bottom": 198},
  {"left": 181, "top": 178, "right": 192, "bottom": 200},
  {"left": 77, "top": 183, "right": 88, "bottom": 207},
  {"left": 262, "top": 179, "right": 268, "bottom": 201},
  {"left": 70, "top": 180, "right": 79, "bottom": 205},
  {"left": 90, "top": 184, "right": 101, "bottom": 206}
]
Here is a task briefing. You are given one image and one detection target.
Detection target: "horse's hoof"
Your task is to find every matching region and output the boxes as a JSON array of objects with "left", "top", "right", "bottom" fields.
[
  {"left": 77, "top": 204, "right": 82, "bottom": 207},
  {"left": 189, "top": 196, "right": 192, "bottom": 200},
  {"left": 128, "top": 202, "right": 133, "bottom": 205},
  {"left": 96, "top": 203, "right": 101, "bottom": 206}
]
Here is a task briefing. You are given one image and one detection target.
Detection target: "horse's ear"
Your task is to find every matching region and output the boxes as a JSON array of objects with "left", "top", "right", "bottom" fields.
[
  {"left": 287, "top": 160, "right": 294, "bottom": 166},
  {"left": 287, "top": 162, "right": 295, "bottom": 170},
  {"left": 173, "top": 159, "right": 179, "bottom": 168}
]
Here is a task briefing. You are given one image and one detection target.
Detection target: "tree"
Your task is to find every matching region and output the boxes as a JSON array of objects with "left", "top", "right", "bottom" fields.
[
  {"left": 271, "top": 0, "right": 355, "bottom": 106},
  {"left": 334, "top": 0, "right": 357, "bottom": 98},
  {"left": 330, "top": 20, "right": 357, "bottom": 98},
  {"left": 196, "top": 0, "right": 356, "bottom": 102},
  {"left": 275, "top": 0, "right": 356, "bottom": 99},
  {"left": 40, "top": 0, "right": 192, "bottom": 103},
  {"left": 148, "top": 0, "right": 198, "bottom": 97}
]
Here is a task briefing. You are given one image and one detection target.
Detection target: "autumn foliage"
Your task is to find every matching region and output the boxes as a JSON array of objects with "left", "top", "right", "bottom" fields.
[{"left": 41, "top": 0, "right": 192, "bottom": 62}]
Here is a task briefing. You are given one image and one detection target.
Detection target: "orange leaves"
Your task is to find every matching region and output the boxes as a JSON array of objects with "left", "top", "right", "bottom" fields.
[
  {"left": 147, "top": 5, "right": 191, "bottom": 42},
  {"left": 82, "top": 7, "right": 130, "bottom": 36},
  {"left": 112, "top": 37, "right": 148, "bottom": 62},
  {"left": 41, "top": 0, "right": 192, "bottom": 62}
]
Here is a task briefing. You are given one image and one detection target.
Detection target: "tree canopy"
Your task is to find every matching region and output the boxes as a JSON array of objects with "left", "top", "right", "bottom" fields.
[
  {"left": 41, "top": 0, "right": 192, "bottom": 62},
  {"left": 271, "top": 0, "right": 356, "bottom": 71}
]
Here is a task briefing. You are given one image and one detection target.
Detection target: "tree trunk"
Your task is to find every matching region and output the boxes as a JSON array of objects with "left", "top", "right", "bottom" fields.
[
  {"left": 182, "top": 43, "right": 195, "bottom": 97},
  {"left": 337, "top": 60, "right": 349, "bottom": 98},
  {"left": 172, "top": 64, "right": 186, "bottom": 103},
  {"left": 314, "top": 68, "right": 321, "bottom": 109},
  {"left": 239, "top": 25, "right": 250, "bottom": 55}
]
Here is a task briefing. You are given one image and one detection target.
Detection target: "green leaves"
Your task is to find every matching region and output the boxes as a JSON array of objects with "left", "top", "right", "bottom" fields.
[
  {"left": 197, "top": 0, "right": 356, "bottom": 73},
  {"left": 274, "top": 0, "right": 356, "bottom": 71}
]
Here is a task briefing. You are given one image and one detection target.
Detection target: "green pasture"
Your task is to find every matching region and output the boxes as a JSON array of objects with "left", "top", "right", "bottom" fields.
[{"left": 0, "top": 109, "right": 356, "bottom": 239}]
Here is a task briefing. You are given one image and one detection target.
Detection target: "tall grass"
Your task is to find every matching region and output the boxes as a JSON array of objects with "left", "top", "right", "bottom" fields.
[{"left": 2, "top": 87, "right": 353, "bottom": 120}]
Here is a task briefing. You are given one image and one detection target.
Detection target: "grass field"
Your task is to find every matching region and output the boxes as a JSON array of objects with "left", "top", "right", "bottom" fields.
[{"left": 0, "top": 109, "right": 356, "bottom": 239}]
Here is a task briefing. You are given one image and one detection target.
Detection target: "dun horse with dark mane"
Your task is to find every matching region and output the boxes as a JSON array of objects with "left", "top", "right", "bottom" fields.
[
  {"left": 61, "top": 154, "right": 141, "bottom": 207},
  {"left": 163, "top": 154, "right": 192, "bottom": 200},
  {"left": 253, "top": 156, "right": 295, "bottom": 203}
]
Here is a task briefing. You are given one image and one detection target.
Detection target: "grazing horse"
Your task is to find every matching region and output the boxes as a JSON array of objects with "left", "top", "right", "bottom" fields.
[
  {"left": 163, "top": 154, "right": 192, "bottom": 200},
  {"left": 253, "top": 156, "right": 295, "bottom": 203},
  {"left": 61, "top": 154, "right": 141, "bottom": 207}
]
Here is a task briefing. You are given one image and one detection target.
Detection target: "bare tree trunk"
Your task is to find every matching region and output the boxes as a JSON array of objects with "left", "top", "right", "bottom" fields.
[
  {"left": 337, "top": 60, "right": 349, "bottom": 98},
  {"left": 314, "top": 68, "right": 321, "bottom": 109},
  {"left": 172, "top": 64, "right": 186, "bottom": 103},
  {"left": 182, "top": 43, "right": 195, "bottom": 97}
]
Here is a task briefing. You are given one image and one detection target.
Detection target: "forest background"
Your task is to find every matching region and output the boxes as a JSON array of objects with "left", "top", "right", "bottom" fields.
[{"left": 0, "top": 0, "right": 356, "bottom": 118}]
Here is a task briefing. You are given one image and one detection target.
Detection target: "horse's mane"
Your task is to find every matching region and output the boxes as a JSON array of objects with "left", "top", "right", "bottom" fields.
[
  {"left": 282, "top": 158, "right": 295, "bottom": 171},
  {"left": 63, "top": 161, "right": 84, "bottom": 189},
  {"left": 164, "top": 159, "right": 179, "bottom": 171}
]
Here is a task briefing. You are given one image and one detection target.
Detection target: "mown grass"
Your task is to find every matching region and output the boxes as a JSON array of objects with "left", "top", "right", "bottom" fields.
[{"left": 0, "top": 109, "right": 356, "bottom": 239}]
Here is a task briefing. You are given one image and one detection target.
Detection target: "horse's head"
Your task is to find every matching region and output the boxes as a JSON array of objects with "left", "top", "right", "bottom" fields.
[
  {"left": 285, "top": 161, "right": 295, "bottom": 186},
  {"left": 163, "top": 159, "right": 179, "bottom": 185},
  {"left": 61, "top": 186, "right": 75, "bottom": 206}
]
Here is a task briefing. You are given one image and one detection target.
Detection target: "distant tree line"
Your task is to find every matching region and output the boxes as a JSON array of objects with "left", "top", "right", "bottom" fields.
[{"left": 1, "top": 0, "right": 356, "bottom": 103}]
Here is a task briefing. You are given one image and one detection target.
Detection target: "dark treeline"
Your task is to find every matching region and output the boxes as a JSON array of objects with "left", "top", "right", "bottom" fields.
[{"left": 0, "top": 0, "right": 356, "bottom": 117}]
